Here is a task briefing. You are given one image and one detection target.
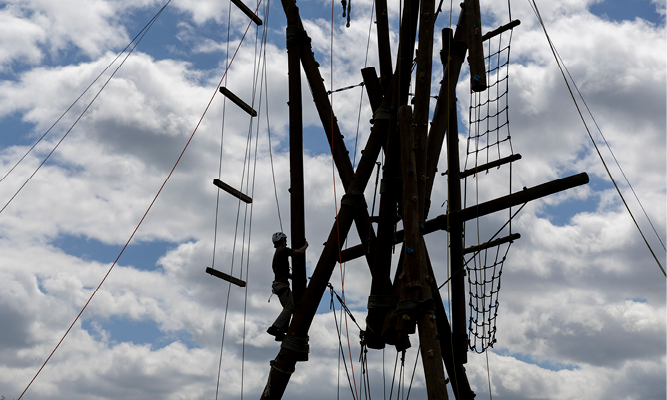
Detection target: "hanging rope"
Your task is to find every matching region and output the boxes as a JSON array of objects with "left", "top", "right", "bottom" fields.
[
  {"left": 329, "top": 0, "right": 360, "bottom": 396},
  {"left": 0, "top": 2, "right": 171, "bottom": 186},
  {"left": 404, "top": 345, "right": 421, "bottom": 400},
  {"left": 265, "top": 64, "right": 283, "bottom": 232},
  {"left": 389, "top": 350, "right": 397, "bottom": 399},
  {"left": 212, "top": 2, "right": 235, "bottom": 397},
  {"left": 15, "top": 1, "right": 262, "bottom": 398},
  {"left": 529, "top": 0, "right": 666, "bottom": 277},
  {"left": 327, "top": 81, "right": 364, "bottom": 95},
  {"left": 330, "top": 284, "right": 359, "bottom": 400},
  {"left": 532, "top": 12, "right": 665, "bottom": 254},
  {"left": 214, "top": 0, "right": 269, "bottom": 395},
  {"left": 239, "top": 5, "right": 271, "bottom": 397},
  {"left": 0, "top": 0, "right": 173, "bottom": 217}
]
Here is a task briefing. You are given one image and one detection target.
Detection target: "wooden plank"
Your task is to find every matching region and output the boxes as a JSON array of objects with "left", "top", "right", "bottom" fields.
[
  {"left": 213, "top": 179, "right": 252, "bottom": 203},
  {"left": 341, "top": 172, "right": 589, "bottom": 261},
  {"left": 482, "top": 19, "right": 521, "bottom": 42},
  {"left": 219, "top": 87, "right": 258, "bottom": 116},
  {"left": 455, "top": 173, "right": 589, "bottom": 222},
  {"left": 230, "top": 0, "right": 263, "bottom": 26},
  {"left": 463, "top": 233, "right": 521, "bottom": 255},
  {"left": 205, "top": 267, "right": 246, "bottom": 287},
  {"left": 459, "top": 153, "right": 522, "bottom": 179}
]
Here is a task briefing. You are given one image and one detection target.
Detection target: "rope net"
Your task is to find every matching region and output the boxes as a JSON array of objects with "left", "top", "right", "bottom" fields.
[{"left": 463, "top": 26, "right": 515, "bottom": 354}]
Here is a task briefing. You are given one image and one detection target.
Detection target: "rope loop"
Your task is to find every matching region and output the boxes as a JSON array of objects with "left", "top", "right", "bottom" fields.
[
  {"left": 395, "top": 298, "right": 435, "bottom": 316},
  {"left": 367, "top": 294, "right": 399, "bottom": 309},
  {"left": 286, "top": 26, "right": 311, "bottom": 48},
  {"left": 340, "top": 191, "right": 367, "bottom": 209},
  {"left": 281, "top": 335, "right": 310, "bottom": 353},
  {"left": 373, "top": 105, "right": 392, "bottom": 121},
  {"left": 270, "top": 359, "right": 295, "bottom": 374}
]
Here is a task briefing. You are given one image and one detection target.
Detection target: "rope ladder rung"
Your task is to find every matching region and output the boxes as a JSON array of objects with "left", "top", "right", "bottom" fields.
[
  {"left": 206, "top": 267, "right": 247, "bottom": 287},
  {"left": 213, "top": 178, "right": 253, "bottom": 203}
]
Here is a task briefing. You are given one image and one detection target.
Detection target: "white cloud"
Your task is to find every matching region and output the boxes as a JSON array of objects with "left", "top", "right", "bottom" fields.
[{"left": 0, "top": 1, "right": 664, "bottom": 400}]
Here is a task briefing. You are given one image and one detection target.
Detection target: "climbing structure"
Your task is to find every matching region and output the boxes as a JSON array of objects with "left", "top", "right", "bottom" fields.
[
  {"left": 464, "top": 21, "right": 517, "bottom": 355},
  {"left": 258, "top": 0, "right": 589, "bottom": 399}
]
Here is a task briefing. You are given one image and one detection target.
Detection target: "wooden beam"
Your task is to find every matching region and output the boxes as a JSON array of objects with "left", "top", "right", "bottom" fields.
[
  {"left": 361, "top": 67, "right": 383, "bottom": 112},
  {"left": 219, "top": 87, "right": 257, "bottom": 116},
  {"left": 463, "top": 0, "right": 486, "bottom": 92},
  {"left": 413, "top": 0, "right": 436, "bottom": 224},
  {"left": 482, "top": 19, "right": 521, "bottom": 42},
  {"left": 463, "top": 233, "right": 521, "bottom": 255},
  {"left": 445, "top": 98, "right": 468, "bottom": 364},
  {"left": 374, "top": 0, "right": 393, "bottom": 90},
  {"left": 365, "top": 0, "right": 421, "bottom": 350},
  {"left": 459, "top": 153, "right": 522, "bottom": 179},
  {"left": 424, "top": 249, "right": 475, "bottom": 400},
  {"left": 213, "top": 179, "right": 252, "bottom": 203},
  {"left": 230, "top": 0, "right": 263, "bottom": 26},
  {"left": 399, "top": 103, "right": 449, "bottom": 400},
  {"left": 286, "top": 7, "right": 307, "bottom": 304},
  {"left": 340, "top": 173, "right": 589, "bottom": 262},
  {"left": 205, "top": 267, "right": 246, "bottom": 287},
  {"left": 456, "top": 173, "right": 589, "bottom": 222}
]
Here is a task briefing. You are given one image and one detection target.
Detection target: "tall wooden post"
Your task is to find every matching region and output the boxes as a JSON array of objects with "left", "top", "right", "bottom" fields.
[
  {"left": 286, "top": 7, "right": 306, "bottom": 303},
  {"left": 413, "top": 0, "right": 436, "bottom": 223},
  {"left": 446, "top": 99, "right": 467, "bottom": 364},
  {"left": 399, "top": 105, "right": 448, "bottom": 399},
  {"left": 374, "top": 0, "right": 393, "bottom": 90},
  {"left": 365, "top": 0, "right": 421, "bottom": 349}
]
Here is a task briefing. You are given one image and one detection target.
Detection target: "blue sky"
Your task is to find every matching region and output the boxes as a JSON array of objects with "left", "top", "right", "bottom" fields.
[{"left": 0, "top": 0, "right": 665, "bottom": 399}]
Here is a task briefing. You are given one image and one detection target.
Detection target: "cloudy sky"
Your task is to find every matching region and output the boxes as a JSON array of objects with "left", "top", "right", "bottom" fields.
[{"left": 0, "top": 0, "right": 665, "bottom": 399}]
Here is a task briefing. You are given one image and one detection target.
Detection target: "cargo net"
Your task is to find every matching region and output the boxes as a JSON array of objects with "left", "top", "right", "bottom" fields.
[{"left": 463, "top": 26, "right": 515, "bottom": 354}]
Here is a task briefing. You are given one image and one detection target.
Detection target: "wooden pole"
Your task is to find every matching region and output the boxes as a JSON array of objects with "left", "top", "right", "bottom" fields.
[
  {"left": 374, "top": 0, "right": 393, "bottom": 90},
  {"left": 413, "top": 0, "right": 436, "bottom": 223},
  {"left": 286, "top": 7, "right": 307, "bottom": 303},
  {"left": 464, "top": 0, "right": 486, "bottom": 92},
  {"left": 365, "top": 0, "right": 421, "bottom": 349},
  {"left": 424, "top": 249, "right": 475, "bottom": 400},
  {"left": 399, "top": 105, "right": 449, "bottom": 399},
  {"left": 445, "top": 100, "right": 468, "bottom": 364}
]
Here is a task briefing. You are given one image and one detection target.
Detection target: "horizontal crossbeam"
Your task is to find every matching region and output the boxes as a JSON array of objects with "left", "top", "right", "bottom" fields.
[
  {"left": 339, "top": 173, "right": 588, "bottom": 262},
  {"left": 230, "top": 0, "right": 263, "bottom": 25},
  {"left": 205, "top": 267, "right": 246, "bottom": 287},
  {"left": 463, "top": 233, "right": 520, "bottom": 255},
  {"left": 213, "top": 179, "right": 253, "bottom": 203},
  {"left": 482, "top": 19, "right": 521, "bottom": 42},
  {"left": 459, "top": 154, "right": 522, "bottom": 179},
  {"left": 219, "top": 87, "right": 258, "bottom": 116}
]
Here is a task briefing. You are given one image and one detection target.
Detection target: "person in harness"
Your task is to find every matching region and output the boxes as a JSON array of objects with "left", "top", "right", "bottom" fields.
[{"left": 267, "top": 232, "right": 308, "bottom": 341}]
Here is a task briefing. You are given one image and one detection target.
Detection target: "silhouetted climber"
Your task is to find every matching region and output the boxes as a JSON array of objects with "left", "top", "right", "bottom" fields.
[{"left": 267, "top": 232, "right": 308, "bottom": 341}]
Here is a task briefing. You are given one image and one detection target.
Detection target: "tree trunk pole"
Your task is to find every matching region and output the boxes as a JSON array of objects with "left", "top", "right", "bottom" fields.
[{"left": 286, "top": 6, "right": 306, "bottom": 303}]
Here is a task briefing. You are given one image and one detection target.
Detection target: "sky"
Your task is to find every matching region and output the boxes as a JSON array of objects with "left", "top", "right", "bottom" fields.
[{"left": 0, "top": 0, "right": 665, "bottom": 399}]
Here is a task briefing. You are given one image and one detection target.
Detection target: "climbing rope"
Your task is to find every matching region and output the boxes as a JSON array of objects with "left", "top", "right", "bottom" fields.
[
  {"left": 389, "top": 351, "right": 397, "bottom": 400},
  {"left": 327, "top": 82, "right": 365, "bottom": 95},
  {"left": 529, "top": 0, "right": 666, "bottom": 277},
  {"left": 330, "top": 284, "right": 359, "bottom": 400},
  {"left": 404, "top": 345, "right": 421, "bottom": 400},
  {"left": 0, "top": 0, "right": 173, "bottom": 217},
  {"left": 212, "top": 2, "right": 235, "bottom": 397},
  {"left": 328, "top": 0, "right": 360, "bottom": 396},
  {"left": 0, "top": 1, "right": 172, "bottom": 187}
]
